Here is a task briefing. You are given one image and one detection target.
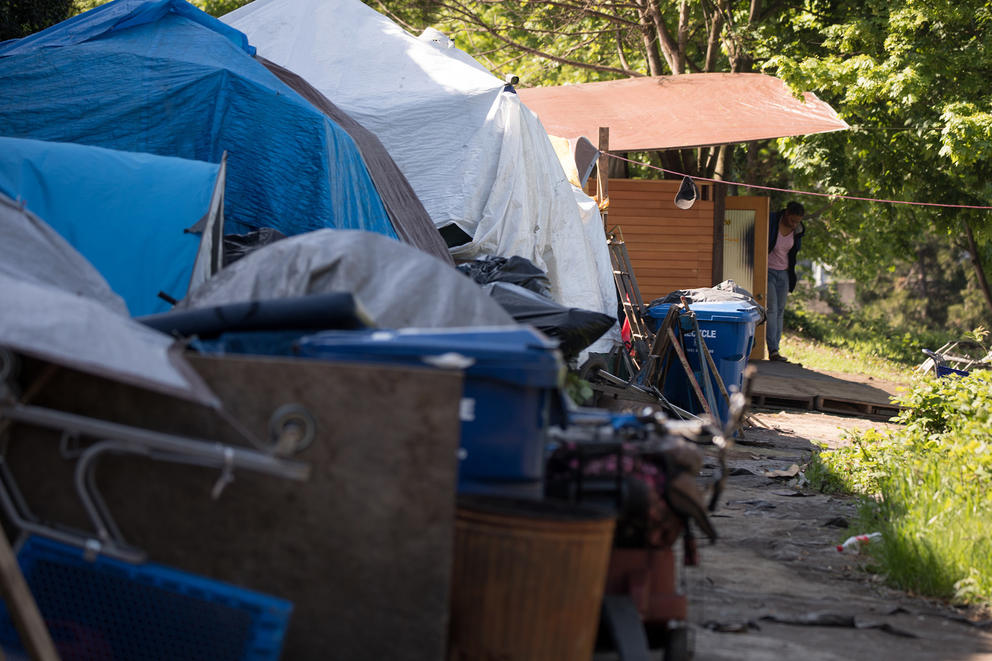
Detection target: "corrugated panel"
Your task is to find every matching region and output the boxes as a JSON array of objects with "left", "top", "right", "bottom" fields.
[{"left": 723, "top": 208, "right": 756, "bottom": 294}]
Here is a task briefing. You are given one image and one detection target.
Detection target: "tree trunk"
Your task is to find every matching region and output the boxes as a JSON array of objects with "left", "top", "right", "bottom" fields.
[
  {"left": 637, "top": 1, "right": 666, "bottom": 76},
  {"left": 644, "top": 0, "right": 681, "bottom": 73},
  {"left": 677, "top": 0, "right": 690, "bottom": 74},
  {"left": 962, "top": 216, "right": 992, "bottom": 317},
  {"left": 703, "top": 8, "right": 724, "bottom": 72}
]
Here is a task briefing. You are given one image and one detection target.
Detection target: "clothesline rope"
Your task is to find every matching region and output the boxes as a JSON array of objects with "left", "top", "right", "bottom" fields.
[{"left": 604, "top": 152, "right": 992, "bottom": 211}]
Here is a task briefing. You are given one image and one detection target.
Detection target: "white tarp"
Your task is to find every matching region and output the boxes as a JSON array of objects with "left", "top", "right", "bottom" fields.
[
  {"left": 0, "top": 193, "right": 219, "bottom": 406},
  {"left": 222, "top": 0, "right": 618, "bottom": 342}
]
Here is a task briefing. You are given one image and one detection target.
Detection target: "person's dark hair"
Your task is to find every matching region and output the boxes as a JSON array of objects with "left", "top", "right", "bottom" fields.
[{"left": 786, "top": 201, "right": 805, "bottom": 217}]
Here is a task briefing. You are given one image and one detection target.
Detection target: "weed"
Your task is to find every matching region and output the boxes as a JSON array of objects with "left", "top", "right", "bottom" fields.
[{"left": 813, "top": 371, "right": 992, "bottom": 607}]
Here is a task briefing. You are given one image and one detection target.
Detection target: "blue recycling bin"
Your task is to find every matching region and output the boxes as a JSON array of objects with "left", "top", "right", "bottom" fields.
[
  {"left": 646, "top": 301, "right": 762, "bottom": 428},
  {"left": 296, "top": 327, "right": 565, "bottom": 498}
]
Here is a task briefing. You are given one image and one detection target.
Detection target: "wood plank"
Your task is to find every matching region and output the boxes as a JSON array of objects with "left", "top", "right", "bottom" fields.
[
  {"left": 618, "top": 233, "right": 712, "bottom": 244},
  {"left": 609, "top": 209, "right": 712, "bottom": 221},
  {"left": 626, "top": 248, "right": 712, "bottom": 259},
  {"left": 610, "top": 199, "right": 715, "bottom": 210},
  {"left": 0, "top": 527, "right": 60, "bottom": 661},
  {"left": 614, "top": 229, "right": 711, "bottom": 240}
]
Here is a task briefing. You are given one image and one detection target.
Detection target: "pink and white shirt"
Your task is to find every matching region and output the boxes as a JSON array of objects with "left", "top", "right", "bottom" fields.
[{"left": 768, "top": 230, "right": 794, "bottom": 271}]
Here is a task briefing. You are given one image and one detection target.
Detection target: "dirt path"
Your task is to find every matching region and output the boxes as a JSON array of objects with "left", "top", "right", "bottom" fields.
[{"left": 689, "top": 408, "right": 992, "bottom": 661}]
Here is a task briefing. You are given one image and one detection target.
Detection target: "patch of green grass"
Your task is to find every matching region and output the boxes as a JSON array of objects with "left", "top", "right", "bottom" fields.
[
  {"left": 779, "top": 333, "right": 912, "bottom": 384},
  {"left": 803, "top": 446, "right": 850, "bottom": 494},
  {"left": 809, "top": 371, "right": 992, "bottom": 607},
  {"left": 783, "top": 306, "right": 953, "bottom": 373}
]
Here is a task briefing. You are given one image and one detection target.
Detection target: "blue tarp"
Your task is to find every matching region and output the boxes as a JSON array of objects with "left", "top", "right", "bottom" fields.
[
  {"left": 0, "top": 0, "right": 396, "bottom": 240},
  {"left": 0, "top": 136, "right": 218, "bottom": 316}
]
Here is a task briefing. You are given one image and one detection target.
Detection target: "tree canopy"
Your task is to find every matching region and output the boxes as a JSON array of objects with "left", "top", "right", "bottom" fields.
[
  {"left": 767, "top": 0, "right": 992, "bottom": 320},
  {"left": 0, "top": 0, "right": 75, "bottom": 40}
]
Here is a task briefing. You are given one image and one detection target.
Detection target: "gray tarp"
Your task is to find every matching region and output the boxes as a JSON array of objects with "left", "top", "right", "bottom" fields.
[
  {"left": 0, "top": 193, "right": 127, "bottom": 313},
  {"left": 0, "top": 193, "right": 219, "bottom": 406},
  {"left": 181, "top": 229, "right": 517, "bottom": 329}
]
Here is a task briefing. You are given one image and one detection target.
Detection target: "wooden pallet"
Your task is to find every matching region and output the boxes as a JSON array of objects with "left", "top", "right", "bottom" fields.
[
  {"left": 815, "top": 395, "right": 901, "bottom": 419},
  {"left": 750, "top": 391, "right": 815, "bottom": 411}
]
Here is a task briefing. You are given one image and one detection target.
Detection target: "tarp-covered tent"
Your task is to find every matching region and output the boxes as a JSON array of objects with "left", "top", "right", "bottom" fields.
[
  {"left": 181, "top": 229, "right": 517, "bottom": 330},
  {"left": 222, "top": 0, "right": 618, "bottom": 330},
  {"left": 0, "top": 136, "right": 224, "bottom": 316},
  {"left": 0, "top": 0, "right": 405, "bottom": 248},
  {"left": 0, "top": 192, "right": 219, "bottom": 406},
  {"left": 258, "top": 57, "right": 452, "bottom": 264}
]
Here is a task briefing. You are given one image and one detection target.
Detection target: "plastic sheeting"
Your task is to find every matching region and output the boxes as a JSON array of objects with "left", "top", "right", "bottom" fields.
[
  {"left": 0, "top": 193, "right": 126, "bottom": 314},
  {"left": 221, "top": 0, "right": 618, "bottom": 324},
  {"left": 181, "top": 230, "right": 517, "bottom": 330},
  {"left": 649, "top": 279, "right": 766, "bottom": 324},
  {"left": 0, "top": 0, "right": 396, "bottom": 241},
  {"left": 0, "top": 136, "right": 222, "bottom": 316},
  {"left": 0, "top": 193, "right": 219, "bottom": 406},
  {"left": 259, "top": 57, "right": 452, "bottom": 264},
  {"left": 484, "top": 282, "right": 616, "bottom": 360},
  {"left": 457, "top": 255, "right": 553, "bottom": 298}
]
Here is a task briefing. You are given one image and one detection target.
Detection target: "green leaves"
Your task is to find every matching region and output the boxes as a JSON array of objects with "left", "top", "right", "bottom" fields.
[{"left": 940, "top": 104, "right": 992, "bottom": 166}]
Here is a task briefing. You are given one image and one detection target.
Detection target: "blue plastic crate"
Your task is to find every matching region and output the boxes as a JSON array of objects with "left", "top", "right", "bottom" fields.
[{"left": 0, "top": 536, "right": 292, "bottom": 661}]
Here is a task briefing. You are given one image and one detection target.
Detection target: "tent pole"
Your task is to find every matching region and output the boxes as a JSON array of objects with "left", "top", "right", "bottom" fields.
[{"left": 597, "top": 127, "right": 610, "bottom": 229}]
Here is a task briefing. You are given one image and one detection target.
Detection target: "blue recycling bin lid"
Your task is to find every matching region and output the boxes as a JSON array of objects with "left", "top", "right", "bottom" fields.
[
  {"left": 296, "top": 326, "right": 564, "bottom": 388},
  {"left": 647, "top": 300, "right": 763, "bottom": 324}
]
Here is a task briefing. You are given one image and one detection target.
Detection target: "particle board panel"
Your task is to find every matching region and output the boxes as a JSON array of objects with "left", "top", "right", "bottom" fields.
[{"left": 7, "top": 354, "right": 464, "bottom": 660}]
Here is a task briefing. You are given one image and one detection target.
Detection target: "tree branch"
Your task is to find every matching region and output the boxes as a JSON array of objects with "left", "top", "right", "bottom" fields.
[{"left": 437, "top": 1, "right": 646, "bottom": 77}]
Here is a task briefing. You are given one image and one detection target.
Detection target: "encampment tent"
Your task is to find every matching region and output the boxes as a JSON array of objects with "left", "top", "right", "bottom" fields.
[
  {"left": 222, "top": 0, "right": 618, "bottom": 329},
  {"left": 0, "top": 0, "right": 441, "bottom": 256},
  {"left": 0, "top": 136, "right": 224, "bottom": 316}
]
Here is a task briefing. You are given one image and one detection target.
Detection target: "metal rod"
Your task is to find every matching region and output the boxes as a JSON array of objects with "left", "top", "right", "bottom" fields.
[
  {"left": 0, "top": 470, "right": 145, "bottom": 563},
  {"left": 2, "top": 403, "right": 310, "bottom": 482}
]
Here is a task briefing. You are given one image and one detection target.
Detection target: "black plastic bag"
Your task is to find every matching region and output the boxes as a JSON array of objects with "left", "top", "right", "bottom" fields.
[
  {"left": 458, "top": 255, "right": 552, "bottom": 298},
  {"left": 223, "top": 228, "right": 287, "bottom": 267},
  {"left": 485, "top": 282, "right": 614, "bottom": 359}
]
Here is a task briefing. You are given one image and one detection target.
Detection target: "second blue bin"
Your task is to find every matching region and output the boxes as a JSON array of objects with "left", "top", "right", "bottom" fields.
[
  {"left": 646, "top": 301, "right": 762, "bottom": 427},
  {"left": 296, "top": 327, "right": 565, "bottom": 498}
]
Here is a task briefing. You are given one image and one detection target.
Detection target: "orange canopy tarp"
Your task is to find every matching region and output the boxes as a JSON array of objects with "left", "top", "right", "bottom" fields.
[{"left": 517, "top": 73, "right": 848, "bottom": 151}]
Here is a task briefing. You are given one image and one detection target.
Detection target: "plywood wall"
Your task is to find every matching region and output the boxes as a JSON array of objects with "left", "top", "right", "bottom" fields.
[{"left": 600, "top": 178, "right": 715, "bottom": 304}]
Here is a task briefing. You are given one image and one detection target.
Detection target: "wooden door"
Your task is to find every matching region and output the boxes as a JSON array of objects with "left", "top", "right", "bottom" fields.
[{"left": 724, "top": 196, "right": 769, "bottom": 360}]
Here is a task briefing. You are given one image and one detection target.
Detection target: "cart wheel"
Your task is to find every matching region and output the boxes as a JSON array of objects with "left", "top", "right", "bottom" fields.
[
  {"left": 579, "top": 355, "right": 609, "bottom": 383},
  {"left": 267, "top": 403, "right": 316, "bottom": 455},
  {"left": 577, "top": 356, "right": 609, "bottom": 406}
]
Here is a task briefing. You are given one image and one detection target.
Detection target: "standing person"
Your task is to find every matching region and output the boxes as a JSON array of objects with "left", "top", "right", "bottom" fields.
[{"left": 766, "top": 201, "right": 805, "bottom": 362}]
